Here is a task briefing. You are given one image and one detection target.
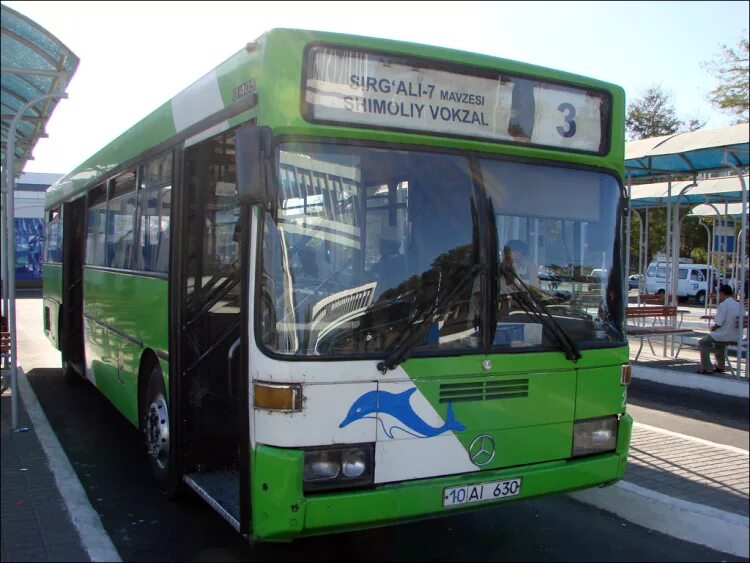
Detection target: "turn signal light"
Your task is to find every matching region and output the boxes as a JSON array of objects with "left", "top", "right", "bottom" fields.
[
  {"left": 621, "top": 364, "right": 632, "bottom": 386},
  {"left": 254, "top": 382, "right": 302, "bottom": 411}
]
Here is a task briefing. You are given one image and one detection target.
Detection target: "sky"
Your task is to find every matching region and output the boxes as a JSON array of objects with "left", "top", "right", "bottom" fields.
[{"left": 5, "top": 0, "right": 749, "bottom": 175}]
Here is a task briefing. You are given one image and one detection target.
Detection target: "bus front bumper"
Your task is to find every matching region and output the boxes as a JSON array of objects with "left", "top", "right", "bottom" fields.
[{"left": 251, "top": 413, "right": 632, "bottom": 541}]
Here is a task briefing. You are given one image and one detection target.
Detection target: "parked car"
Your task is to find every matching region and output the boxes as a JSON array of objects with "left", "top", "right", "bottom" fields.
[
  {"left": 628, "top": 274, "right": 641, "bottom": 290},
  {"left": 644, "top": 261, "right": 717, "bottom": 304}
]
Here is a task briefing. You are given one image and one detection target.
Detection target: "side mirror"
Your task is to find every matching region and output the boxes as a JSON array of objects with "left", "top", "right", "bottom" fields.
[{"left": 236, "top": 125, "right": 273, "bottom": 207}]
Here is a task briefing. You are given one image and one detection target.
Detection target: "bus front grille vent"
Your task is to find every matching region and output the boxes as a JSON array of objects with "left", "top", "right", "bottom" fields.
[{"left": 438, "top": 379, "right": 529, "bottom": 403}]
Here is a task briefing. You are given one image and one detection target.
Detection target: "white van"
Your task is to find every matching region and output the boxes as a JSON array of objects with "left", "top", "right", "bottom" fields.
[{"left": 644, "top": 261, "right": 717, "bottom": 304}]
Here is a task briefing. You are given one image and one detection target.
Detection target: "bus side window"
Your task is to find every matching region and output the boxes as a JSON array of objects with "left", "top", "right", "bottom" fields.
[
  {"left": 106, "top": 171, "right": 137, "bottom": 270},
  {"left": 152, "top": 187, "right": 171, "bottom": 273},
  {"left": 86, "top": 184, "right": 107, "bottom": 267},
  {"left": 137, "top": 153, "right": 172, "bottom": 272},
  {"left": 45, "top": 208, "right": 62, "bottom": 263}
]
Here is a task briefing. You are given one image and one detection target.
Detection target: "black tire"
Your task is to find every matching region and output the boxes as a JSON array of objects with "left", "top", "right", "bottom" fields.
[
  {"left": 696, "top": 291, "right": 706, "bottom": 306},
  {"left": 142, "top": 367, "right": 171, "bottom": 485}
]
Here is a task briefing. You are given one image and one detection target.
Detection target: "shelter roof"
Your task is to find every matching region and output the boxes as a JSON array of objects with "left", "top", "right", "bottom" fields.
[
  {"left": 689, "top": 202, "right": 747, "bottom": 218},
  {"left": 625, "top": 123, "right": 749, "bottom": 180},
  {"left": 629, "top": 174, "right": 748, "bottom": 208},
  {"left": 1, "top": 4, "right": 78, "bottom": 178}
]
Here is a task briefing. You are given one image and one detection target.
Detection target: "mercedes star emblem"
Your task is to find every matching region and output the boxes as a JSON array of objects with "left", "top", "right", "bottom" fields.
[{"left": 469, "top": 434, "right": 496, "bottom": 466}]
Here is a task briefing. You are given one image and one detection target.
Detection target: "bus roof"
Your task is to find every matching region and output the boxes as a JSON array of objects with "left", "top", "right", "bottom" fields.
[{"left": 45, "top": 28, "right": 625, "bottom": 209}]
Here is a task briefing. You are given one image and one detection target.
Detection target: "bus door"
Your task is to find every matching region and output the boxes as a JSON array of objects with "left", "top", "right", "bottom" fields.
[
  {"left": 61, "top": 196, "right": 86, "bottom": 379},
  {"left": 173, "top": 131, "right": 245, "bottom": 530}
]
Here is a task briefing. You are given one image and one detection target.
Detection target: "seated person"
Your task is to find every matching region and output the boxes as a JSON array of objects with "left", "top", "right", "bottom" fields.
[
  {"left": 505, "top": 239, "right": 539, "bottom": 287},
  {"left": 297, "top": 247, "right": 319, "bottom": 282},
  {"left": 698, "top": 284, "right": 743, "bottom": 374},
  {"left": 372, "top": 236, "right": 404, "bottom": 296},
  {"left": 498, "top": 239, "right": 539, "bottom": 317}
]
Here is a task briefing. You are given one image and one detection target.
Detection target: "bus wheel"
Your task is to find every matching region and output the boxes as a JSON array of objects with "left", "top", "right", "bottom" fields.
[
  {"left": 696, "top": 291, "right": 706, "bottom": 306},
  {"left": 143, "top": 368, "right": 170, "bottom": 484}
]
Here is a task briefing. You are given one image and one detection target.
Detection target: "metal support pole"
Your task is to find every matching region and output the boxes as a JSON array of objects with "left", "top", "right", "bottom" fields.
[
  {"left": 644, "top": 207, "right": 649, "bottom": 290},
  {"left": 633, "top": 209, "right": 644, "bottom": 304},
  {"left": 705, "top": 202, "right": 723, "bottom": 318},
  {"left": 2, "top": 91, "right": 68, "bottom": 429},
  {"left": 699, "top": 219, "right": 712, "bottom": 320},
  {"left": 670, "top": 181, "right": 697, "bottom": 355},
  {"left": 721, "top": 152, "right": 748, "bottom": 379},
  {"left": 662, "top": 174, "right": 674, "bottom": 358},
  {"left": 723, "top": 202, "right": 730, "bottom": 284},
  {"left": 1, "top": 190, "right": 8, "bottom": 319}
]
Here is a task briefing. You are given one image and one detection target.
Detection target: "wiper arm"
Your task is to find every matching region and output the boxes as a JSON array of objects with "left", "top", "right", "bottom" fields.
[
  {"left": 500, "top": 265, "right": 581, "bottom": 362},
  {"left": 377, "top": 263, "right": 483, "bottom": 373}
]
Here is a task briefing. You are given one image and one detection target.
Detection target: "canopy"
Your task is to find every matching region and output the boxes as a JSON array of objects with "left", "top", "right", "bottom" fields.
[
  {"left": 625, "top": 123, "right": 749, "bottom": 180},
  {"left": 689, "top": 202, "right": 747, "bottom": 218},
  {"left": 1, "top": 4, "right": 78, "bottom": 178},
  {"left": 629, "top": 175, "right": 748, "bottom": 208}
]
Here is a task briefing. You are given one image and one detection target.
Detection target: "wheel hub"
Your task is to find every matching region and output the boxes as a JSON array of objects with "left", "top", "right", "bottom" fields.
[{"left": 146, "top": 393, "right": 169, "bottom": 470}]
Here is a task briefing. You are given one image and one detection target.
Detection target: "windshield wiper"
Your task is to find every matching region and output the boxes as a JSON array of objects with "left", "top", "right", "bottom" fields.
[
  {"left": 499, "top": 264, "right": 581, "bottom": 362},
  {"left": 376, "top": 263, "right": 484, "bottom": 374}
]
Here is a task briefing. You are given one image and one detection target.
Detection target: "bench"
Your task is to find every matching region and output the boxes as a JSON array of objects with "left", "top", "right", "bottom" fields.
[
  {"left": 625, "top": 305, "right": 697, "bottom": 360},
  {"left": 638, "top": 294, "right": 665, "bottom": 305}
]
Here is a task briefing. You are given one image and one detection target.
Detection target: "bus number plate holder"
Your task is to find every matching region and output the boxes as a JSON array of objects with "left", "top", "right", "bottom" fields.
[{"left": 443, "top": 478, "right": 522, "bottom": 507}]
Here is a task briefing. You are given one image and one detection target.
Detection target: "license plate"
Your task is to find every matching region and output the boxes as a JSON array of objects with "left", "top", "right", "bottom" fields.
[{"left": 443, "top": 478, "right": 522, "bottom": 507}]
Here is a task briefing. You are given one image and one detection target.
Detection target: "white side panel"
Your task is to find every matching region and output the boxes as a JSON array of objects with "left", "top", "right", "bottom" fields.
[
  {"left": 171, "top": 70, "right": 225, "bottom": 132},
  {"left": 372, "top": 380, "right": 451, "bottom": 441},
  {"left": 254, "top": 381, "right": 377, "bottom": 447},
  {"left": 374, "top": 435, "right": 479, "bottom": 484},
  {"left": 370, "top": 380, "right": 477, "bottom": 483}
]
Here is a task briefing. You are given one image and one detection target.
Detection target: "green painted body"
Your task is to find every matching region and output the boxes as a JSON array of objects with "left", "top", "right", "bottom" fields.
[
  {"left": 42, "top": 28, "right": 629, "bottom": 542},
  {"left": 82, "top": 268, "right": 168, "bottom": 425}
]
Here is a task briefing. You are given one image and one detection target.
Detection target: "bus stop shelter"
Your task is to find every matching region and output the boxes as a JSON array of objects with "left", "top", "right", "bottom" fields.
[
  {"left": 624, "top": 123, "right": 749, "bottom": 377},
  {"left": 1, "top": 4, "right": 78, "bottom": 428}
]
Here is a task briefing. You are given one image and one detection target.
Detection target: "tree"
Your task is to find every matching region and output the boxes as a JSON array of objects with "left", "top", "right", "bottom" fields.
[
  {"left": 626, "top": 85, "right": 683, "bottom": 140},
  {"left": 702, "top": 33, "right": 749, "bottom": 124}
]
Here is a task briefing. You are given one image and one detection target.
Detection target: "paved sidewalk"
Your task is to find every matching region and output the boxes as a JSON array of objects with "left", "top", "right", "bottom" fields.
[
  {"left": 627, "top": 423, "right": 749, "bottom": 517},
  {"left": 1, "top": 387, "right": 89, "bottom": 562},
  {"left": 573, "top": 421, "right": 750, "bottom": 558}
]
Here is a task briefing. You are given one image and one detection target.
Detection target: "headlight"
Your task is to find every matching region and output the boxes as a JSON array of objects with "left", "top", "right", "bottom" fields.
[
  {"left": 303, "top": 444, "right": 374, "bottom": 492},
  {"left": 303, "top": 450, "right": 340, "bottom": 482},
  {"left": 341, "top": 448, "right": 367, "bottom": 478},
  {"left": 572, "top": 416, "right": 618, "bottom": 457}
]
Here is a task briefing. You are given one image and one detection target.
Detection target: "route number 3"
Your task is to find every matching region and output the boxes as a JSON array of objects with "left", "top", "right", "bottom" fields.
[{"left": 556, "top": 102, "right": 577, "bottom": 138}]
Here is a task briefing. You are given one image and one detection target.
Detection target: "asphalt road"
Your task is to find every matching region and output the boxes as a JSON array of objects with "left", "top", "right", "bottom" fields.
[{"left": 14, "top": 293, "right": 746, "bottom": 562}]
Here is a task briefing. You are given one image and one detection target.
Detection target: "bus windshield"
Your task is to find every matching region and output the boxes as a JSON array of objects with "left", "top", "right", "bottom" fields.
[
  {"left": 258, "top": 142, "right": 623, "bottom": 358},
  {"left": 481, "top": 159, "right": 623, "bottom": 349}
]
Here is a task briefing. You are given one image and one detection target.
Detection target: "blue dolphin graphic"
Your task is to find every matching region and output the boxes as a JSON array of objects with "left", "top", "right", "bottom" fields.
[{"left": 339, "top": 388, "right": 465, "bottom": 439}]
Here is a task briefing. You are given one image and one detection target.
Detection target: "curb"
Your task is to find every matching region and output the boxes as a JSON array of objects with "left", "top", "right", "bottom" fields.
[
  {"left": 632, "top": 365, "right": 749, "bottom": 398},
  {"left": 17, "top": 368, "right": 122, "bottom": 563},
  {"left": 570, "top": 481, "right": 749, "bottom": 558}
]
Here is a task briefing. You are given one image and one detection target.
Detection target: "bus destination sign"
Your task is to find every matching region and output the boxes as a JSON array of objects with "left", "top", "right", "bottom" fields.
[{"left": 304, "top": 47, "right": 609, "bottom": 154}]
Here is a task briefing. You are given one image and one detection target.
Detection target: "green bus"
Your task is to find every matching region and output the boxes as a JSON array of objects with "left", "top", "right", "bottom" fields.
[{"left": 43, "top": 28, "right": 631, "bottom": 542}]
